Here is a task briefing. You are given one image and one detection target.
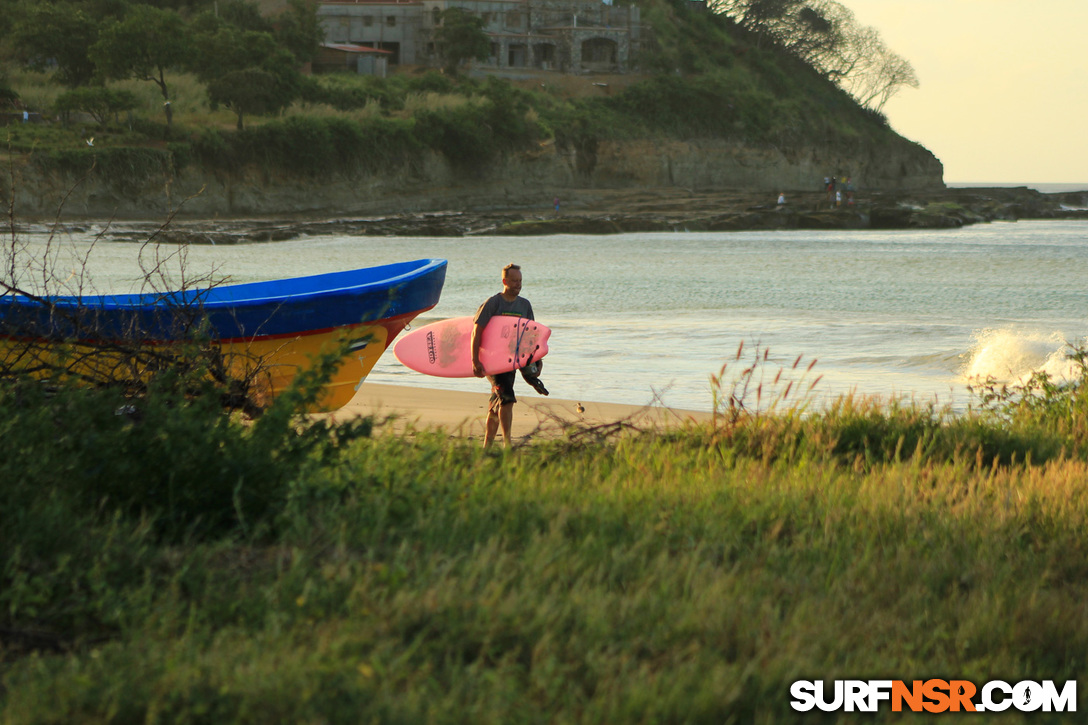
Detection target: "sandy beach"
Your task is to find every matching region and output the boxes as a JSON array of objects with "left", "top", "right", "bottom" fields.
[{"left": 334, "top": 383, "right": 714, "bottom": 443}]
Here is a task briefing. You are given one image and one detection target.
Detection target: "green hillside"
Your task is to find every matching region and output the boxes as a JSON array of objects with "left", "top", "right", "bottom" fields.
[{"left": 0, "top": 0, "right": 916, "bottom": 181}]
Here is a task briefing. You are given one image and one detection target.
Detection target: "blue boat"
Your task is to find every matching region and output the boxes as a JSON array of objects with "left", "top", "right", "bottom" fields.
[{"left": 0, "top": 258, "right": 448, "bottom": 410}]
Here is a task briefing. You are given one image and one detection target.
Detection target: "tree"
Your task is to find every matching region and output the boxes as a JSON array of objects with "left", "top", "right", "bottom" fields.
[
  {"left": 729, "top": 0, "right": 801, "bottom": 47},
  {"left": 0, "top": 0, "right": 20, "bottom": 40},
  {"left": 190, "top": 25, "right": 303, "bottom": 127},
  {"left": 710, "top": 0, "right": 918, "bottom": 113},
  {"left": 54, "top": 86, "right": 140, "bottom": 125},
  {"left": 136, "top": 0, "right": 216, "bottom": 10},
  {"left": 433, "top": 8, "right": 490, "bottom": 77},
  {"left": 218, "top": 0, "right": 274, "bottom": 32},
  {"left": 275, "top": 0, "right": 324, "bottom": 64},
  {"left": 799, "top": 2, "right": 919, "bottom": 112},
  {"left": 190, "top": 22, "right": 281, "bottom": 80},
  {"left": 842, "top": 46, "right": 918, "bottom": 112},
  {"left": 742, "top": 0, "right": 800, "bottom": 29},
  {"left": 787, "top": 4, "right": 839, "bottom": 59},
  {"left": 208, "top": 67, "right": 294, "bottom": 129},
  {"left": 7, "top": 2, "right": 102, "bottom": 87},
  {"left": 91, "top": 4, "right": 192, "bottom": 126},
  {"left": 84, "top": 0, "right": 138, "bottom": 18}
]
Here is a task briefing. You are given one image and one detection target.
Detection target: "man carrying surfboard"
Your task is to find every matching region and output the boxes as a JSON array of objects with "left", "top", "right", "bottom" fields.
[{"left": 472, "top": 263, "right": 548, "bottom": 448}]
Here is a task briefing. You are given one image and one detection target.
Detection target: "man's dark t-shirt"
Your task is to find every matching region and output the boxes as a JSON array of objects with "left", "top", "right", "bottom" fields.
[{"left": 473, "top": 294, "right": 534, "bottom": 328}]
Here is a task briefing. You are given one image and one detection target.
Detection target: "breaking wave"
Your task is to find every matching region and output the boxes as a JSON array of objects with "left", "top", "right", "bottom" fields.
[{"left": 960, "top": 329, "right": 1084, "bottom": 386}]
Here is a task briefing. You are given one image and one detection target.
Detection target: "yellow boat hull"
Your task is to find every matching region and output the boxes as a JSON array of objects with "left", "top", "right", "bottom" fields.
[
  {"left": 231, "top": 319, "right": 394, "bottom": 411},
  {"left": 0, "top": 315, "right": 411, "bottom": 412}
]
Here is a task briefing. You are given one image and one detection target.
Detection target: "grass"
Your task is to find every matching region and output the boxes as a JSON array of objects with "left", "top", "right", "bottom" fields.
[
  {"left": 401, "top": 91, "right": 479, "bottom": 117},
  {"left": 3, "top": 346, "right": 1088, "bottom": 722},
  {"left": 284, "top": 98, "right": 384, "bottom": 121},
  {"left": 3, "top": 70, "right": 63, "bottom": 120}
]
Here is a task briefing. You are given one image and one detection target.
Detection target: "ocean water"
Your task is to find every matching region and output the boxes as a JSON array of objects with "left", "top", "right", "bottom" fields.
[
  {"left": 948, "top": 182, "right": 1088, "bottom": 194},
  {"left": 8, "top": 220, "right": 1088, "bottom": 412}
]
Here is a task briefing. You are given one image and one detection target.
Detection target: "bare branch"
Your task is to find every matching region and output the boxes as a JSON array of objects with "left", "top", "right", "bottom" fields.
[
  {"left": 1, "top": 172, "right": 272, "bottom": 416},
  {"left": 710, "top": 0, "right": 919, "bottom": 111}
]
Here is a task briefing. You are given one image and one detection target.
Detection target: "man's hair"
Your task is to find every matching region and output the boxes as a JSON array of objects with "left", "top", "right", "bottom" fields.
[{"left": 502, "top": 263, "right": 521, "bottom": 278}]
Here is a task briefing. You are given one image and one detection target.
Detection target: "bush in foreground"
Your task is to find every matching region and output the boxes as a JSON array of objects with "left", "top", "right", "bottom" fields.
[{"left": 3, "top": 348, "right": 1088, "bottom": 722}]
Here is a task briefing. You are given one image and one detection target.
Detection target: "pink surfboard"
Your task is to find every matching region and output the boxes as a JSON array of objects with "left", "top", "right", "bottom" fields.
[{"left": 393, "top": 315, "right": 550, "bottom": 378}]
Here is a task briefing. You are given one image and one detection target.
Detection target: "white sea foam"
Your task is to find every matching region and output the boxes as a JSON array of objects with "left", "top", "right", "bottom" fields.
[{"left": 961, "top": 329, "right": 1083, "bottom": 386}]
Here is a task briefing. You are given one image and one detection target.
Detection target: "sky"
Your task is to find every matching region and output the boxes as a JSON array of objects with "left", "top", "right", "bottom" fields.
[{"left": 843, "top": 0, "right": 1088, "bottom": 184}]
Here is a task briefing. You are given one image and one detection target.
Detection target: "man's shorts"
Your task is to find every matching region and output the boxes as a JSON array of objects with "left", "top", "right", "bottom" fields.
[{"left": 487, "top": 371, "right": 517, "bottom": 411}]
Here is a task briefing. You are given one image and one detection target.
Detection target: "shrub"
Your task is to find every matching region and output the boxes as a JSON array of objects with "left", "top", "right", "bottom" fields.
[
  {"left": 166, "top": 140, "right": 192, "bottom": 173},
  {"left": 191, "top": 115, "right": 422, "bottom": 176},
  {"left": 1, "top": 83, "right": 20, "bottom": 109},
  {"left": 412, "top": 84, "right": 543, "bottom": 171},
  {"left": 53, "top": 86, "right": 140, "bottom": 125},
  {"left": 323, "top": 115, "right": 423, "bottom": 171},
  {"left": 301, "top": 73, "right": 408, "bottom": 112},
  {"left": 405, "top": 70, "right": 456, "bottom": 94},
  {"left": 190, "top": 123, "right": 238, "bottom": 169},
  {"left": 28, "top": 147, "right": 173, "bottom": 195},
  {"left": 972, "top": 344, "right": 1088, "bottom": 447},
  {"left": 413, "top": 105, "right": 495, "bottom": 171},
  {"left": 603, "top": 74, "right": 748, "bottom": 139},
  {"left": 264, "top": 115, "right": 336, "bottom": 175},
  {"left": 0, "top": 361, "right": 373, "bottom": 644}
]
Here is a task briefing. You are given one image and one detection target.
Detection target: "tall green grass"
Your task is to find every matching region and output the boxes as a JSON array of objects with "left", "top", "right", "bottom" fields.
[{"left": 3, "top": 344, "right": 1088, "bottom": 722}]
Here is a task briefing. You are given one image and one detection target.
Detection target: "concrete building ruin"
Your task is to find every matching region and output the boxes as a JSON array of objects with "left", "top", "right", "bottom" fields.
[{"left": 317, "top": 0, "right": 645, "bottom": 74}]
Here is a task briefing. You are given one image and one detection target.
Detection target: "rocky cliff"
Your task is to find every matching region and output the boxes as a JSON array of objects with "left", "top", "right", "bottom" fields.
[{"left": 8, "top": 135, "right": 943, "bottom": 221}]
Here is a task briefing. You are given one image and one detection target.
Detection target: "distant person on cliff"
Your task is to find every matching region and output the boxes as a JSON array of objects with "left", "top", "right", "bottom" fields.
[
  {"left": 472, "top": 263, "right": 549, "bottom": 449},
  {"left": 554, "top": 196, "right": 561, "bottom": 216},
  {"left": 777, "top": 192, "right": 787, "bottom": 207}
]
